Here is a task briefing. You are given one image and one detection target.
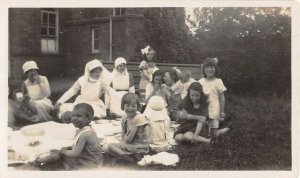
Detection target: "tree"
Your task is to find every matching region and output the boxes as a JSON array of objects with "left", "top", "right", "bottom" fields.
[
  {"left": 188, "top": 7, "right": 291, "bottom": 95},
  {"left": 143, "top": 8, "right": 192, "bottom": 63}
]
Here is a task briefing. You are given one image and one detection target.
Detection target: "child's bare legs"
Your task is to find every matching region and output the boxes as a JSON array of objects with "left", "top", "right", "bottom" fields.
[
  {"left": 107, "top": 143, "right": 126, "bottom": 157},
  {"left": 174, "top": 132, "right": 210, "bottom": 143},
  {"left": 209, "top": 119, "right": 230, "bottom": 138}
]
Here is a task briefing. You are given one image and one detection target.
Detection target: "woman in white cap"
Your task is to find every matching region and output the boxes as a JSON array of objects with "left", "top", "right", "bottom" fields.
[
  {"left": 21, "top": 60, "right": 53, "bottom": 122},
  {"left": 53, "top": 59, "right": 111, "bottom": 121},
  {"left": 107, "top": 57, "right": 135, "bottom": 117}
]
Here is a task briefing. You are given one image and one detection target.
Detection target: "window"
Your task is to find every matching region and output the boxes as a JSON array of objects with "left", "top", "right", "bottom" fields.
[
  {"left": 113, "top": 8, "right": 125, "bottom": 16},
  {"left": 91, "top": 27, "right": 100, "bottom": 53},
  {"left": 41, "top": 8, "right": 58, "bottom": 53}
]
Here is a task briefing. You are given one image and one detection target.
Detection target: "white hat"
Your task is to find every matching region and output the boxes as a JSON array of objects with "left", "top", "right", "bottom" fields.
[
  {"left": 143, "top": 96, "right": 169, "bottom": 121},
  {"left": 114, "top": 57, "right": 127, "bottom": 67},
  {"left": 22, "top": 61, "right": 39, "bottom": 74}
]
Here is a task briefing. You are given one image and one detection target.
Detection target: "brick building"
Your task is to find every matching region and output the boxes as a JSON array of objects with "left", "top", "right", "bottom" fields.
[{"left": 9, "top": 8, "right": 147, "bottom": 84}]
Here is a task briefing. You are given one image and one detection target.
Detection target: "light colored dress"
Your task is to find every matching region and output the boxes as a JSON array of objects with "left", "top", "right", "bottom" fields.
[
  {"left": 62, "top": 126, "right": 103, "bottom": 170},
  {"left": 138, "top": 60, "right": 159, "bottom": 91},
  {"left": 108, "top": 69, "right": 135, "bottom": 117},
  {"left": 171, "top": 78, "right": 196, "bottom": 99},
  {"left": 57, "top": 76, "right": 108, "bottom": 118},
  {"left": 57, "top": 60, "right": 110, "bottom": 118},
  {"left": 119, "top": 114, "right": 150, "bottom": 154},
  {"left": 23, "top": 75, "right": 53, "bottom": 122},
  {"left": 145, "top": 83, "right": 168, "bottom": 102},
  {"left": 199, "top": 78, "right": 227, "bottom": 120}
]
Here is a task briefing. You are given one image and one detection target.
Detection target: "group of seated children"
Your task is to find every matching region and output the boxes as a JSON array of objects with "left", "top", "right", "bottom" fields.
[{"left": 8, "top": 45, "right": 232, "bottom": 170}]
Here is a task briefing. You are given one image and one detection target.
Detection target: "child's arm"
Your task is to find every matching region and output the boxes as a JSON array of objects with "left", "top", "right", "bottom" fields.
[
  {"left": 60, "top": 134, "right": 87, "bottom": 158},
  {"left": 194, "top": 120, "right": 203, "bottom": 136},
  {"left": 123, "top": 126, "right": 138, "bottom": 143},
  {"left": 219, "top": 92, "right": 225, "bottom": 117},
  {"left": 180, "top": 109, "right": 207, "bottom": 123}
]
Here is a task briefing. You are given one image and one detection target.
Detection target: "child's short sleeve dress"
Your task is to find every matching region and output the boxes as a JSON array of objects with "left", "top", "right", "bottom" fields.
[
  {"left": 120, "top": 114, "right": 150, "bottom": 154},
  {"left": 199, "top": 78, "right": 227, "bottom": 120}
]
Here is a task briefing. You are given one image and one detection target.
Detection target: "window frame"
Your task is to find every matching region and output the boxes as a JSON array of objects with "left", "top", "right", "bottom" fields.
[
  {"left": 91, "top": 27, "right": 100, "bottom": 53},
  {"left": 41, "top": 8, "right": 59, "bottom": 54}
]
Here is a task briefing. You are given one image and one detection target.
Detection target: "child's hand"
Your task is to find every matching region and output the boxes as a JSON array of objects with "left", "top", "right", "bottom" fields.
[
  {"left": 53, "top": 102, "right": 62, "bottom": 111},
  {"left": 220, "top": 112, "right": 226, "bottom": 119},
  {"left": 197, "top": 116, "right": 207, "bottom": 123},
  {"left": 60, "top": 147, "right": 68, "bottom": 155},
  {"left": 34, "top": 75, "right": 41, "bottom": 84}
]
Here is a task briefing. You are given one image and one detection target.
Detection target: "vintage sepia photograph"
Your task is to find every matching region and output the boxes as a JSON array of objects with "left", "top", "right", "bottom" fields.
[{"left": 2, "top": 1, "right": 299, "bottom": 178}]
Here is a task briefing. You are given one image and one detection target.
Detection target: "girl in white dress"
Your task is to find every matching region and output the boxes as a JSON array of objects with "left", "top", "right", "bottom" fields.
[
  {"left": 54, "top": 59, "right": 111, "bottom": 121},
  {"left": 139, "top": 46, "right": 159, "bottom": 100},
  {"left": 199, "top": 58, "right": 230, "bottom": 138},
  {"left": 108, "top": 57, "right": 135, "bottom": 117}
]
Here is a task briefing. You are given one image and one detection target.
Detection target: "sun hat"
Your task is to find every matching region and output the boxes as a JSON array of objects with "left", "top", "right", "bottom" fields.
[{"left": 22, "top": 61, "right": 39, "bottom": 74}]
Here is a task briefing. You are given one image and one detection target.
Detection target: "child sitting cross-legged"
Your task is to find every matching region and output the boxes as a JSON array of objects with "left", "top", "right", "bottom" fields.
[
  {"left": 107, "top": 93, "right": 151, "bottom": 163},
  {"left": 174, "top": 82, "right": 211, "bottom": 144},
  {"left": 32, "top": 103, "right": 103, "bottom": 170}
]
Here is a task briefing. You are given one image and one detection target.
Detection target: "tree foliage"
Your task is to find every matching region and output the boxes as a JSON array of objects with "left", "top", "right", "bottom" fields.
[
  {"left": 143, "top": 8, "right": 192, "bottom": 63},
  {"left": 187, "top": 7, "right": 291, "bottom": 95}
]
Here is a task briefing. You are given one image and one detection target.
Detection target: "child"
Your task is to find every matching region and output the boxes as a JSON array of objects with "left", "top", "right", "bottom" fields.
[
  {"left": 171, "top": 69, "right": 196, "bottom": 99},
  {"left": 34, "top": 103, "right": 103, "bottom": 170},
  {"left": 21, "top": 61, "right": 53, "bottom": 122},
  {"left": 138, "top": 46, "right": 159, "bottom": 101},
  {"left": 143, "top": 96, "right": 172, "bottom": 152},
  {"left": 199, "top": 57, "right": 230, "bottom": 139},
  {"left": 107, "top": 93, "right": 150, "bottom": 162},
  {"left": 174, "top": 82, "right": 210, "bottom": 144},
  {"left": 162, "top": 69, "right": 182, "bottom": 122},
  {"left": 145, "top": 70, "right": 168, "bottom": 103}
]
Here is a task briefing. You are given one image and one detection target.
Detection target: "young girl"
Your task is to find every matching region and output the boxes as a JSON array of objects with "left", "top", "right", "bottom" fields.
[
  {"left": 139, "top": 45, "right": 159, "bottom": 100},
  {"left": 174, "top": 82, "right": 210, "bottom": 144},
  {"left": 163, "top": 69, "right": 182, "bottom": 121},
  {"left": 34, "top": 103, "right": 103, "bottom": 170},
  {"left": 145, "top": 70, "right": 168, "bottom": 103},
  {"left": 143, "top": 96, "right": 172, "bottom": 152},
  {"left": 171, "top": 69, "right": 196, "bottom": 99},
  {"left": 107, "top": 57, "right": 135, "bottom": 117},
  {"left": 107, "top": 93, "right": 150, "bottom": 162},
  {"left": 199, "top": 57, "right": 230, "bottom": 138},
  {"left": 54, "top": 59, "right": 110, "bottom": 121},
  {"left": 21, "top": 61, "right": 53, "bottom": 122}
]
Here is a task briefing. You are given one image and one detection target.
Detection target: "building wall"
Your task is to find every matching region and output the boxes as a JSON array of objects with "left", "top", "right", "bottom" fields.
[
  {"left": 9, "top": 8, "right": 147, "bottom": 85},
  {"left": 63, "top": 14, "right": 146, "bottom": 77},
  {"left": 9, "top": 8, "right": 66, "bottom": 86}
]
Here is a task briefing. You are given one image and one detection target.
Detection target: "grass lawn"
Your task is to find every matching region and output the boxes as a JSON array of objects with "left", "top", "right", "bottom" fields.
[{"left": 49, "top": 92, "right": 291, "bottom": 170}]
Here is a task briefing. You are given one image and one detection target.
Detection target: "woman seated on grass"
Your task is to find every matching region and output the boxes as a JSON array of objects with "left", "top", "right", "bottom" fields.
[
  {"left": 107, "top": 57, "right": 135, "bottom": 117},
  {"left": 20, "top": 61, "right": 53, "bottom": 123},
  {"left": 107, "top": 93, "right": 150, "bottom": 163},
  {"left": 53, "top": 59, "right": 110, "bottom": 122},
  {"left": 174, "top": 82, "right": 211, "bottom": 144}
]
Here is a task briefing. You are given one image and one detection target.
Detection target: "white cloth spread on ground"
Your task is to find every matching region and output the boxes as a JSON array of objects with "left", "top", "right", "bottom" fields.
[
  {"left": 138, "top": 152, "right": 179, "bottom": 166},
  {"left": 8, "top": 121, "right": 122, "bottom": 162}
]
